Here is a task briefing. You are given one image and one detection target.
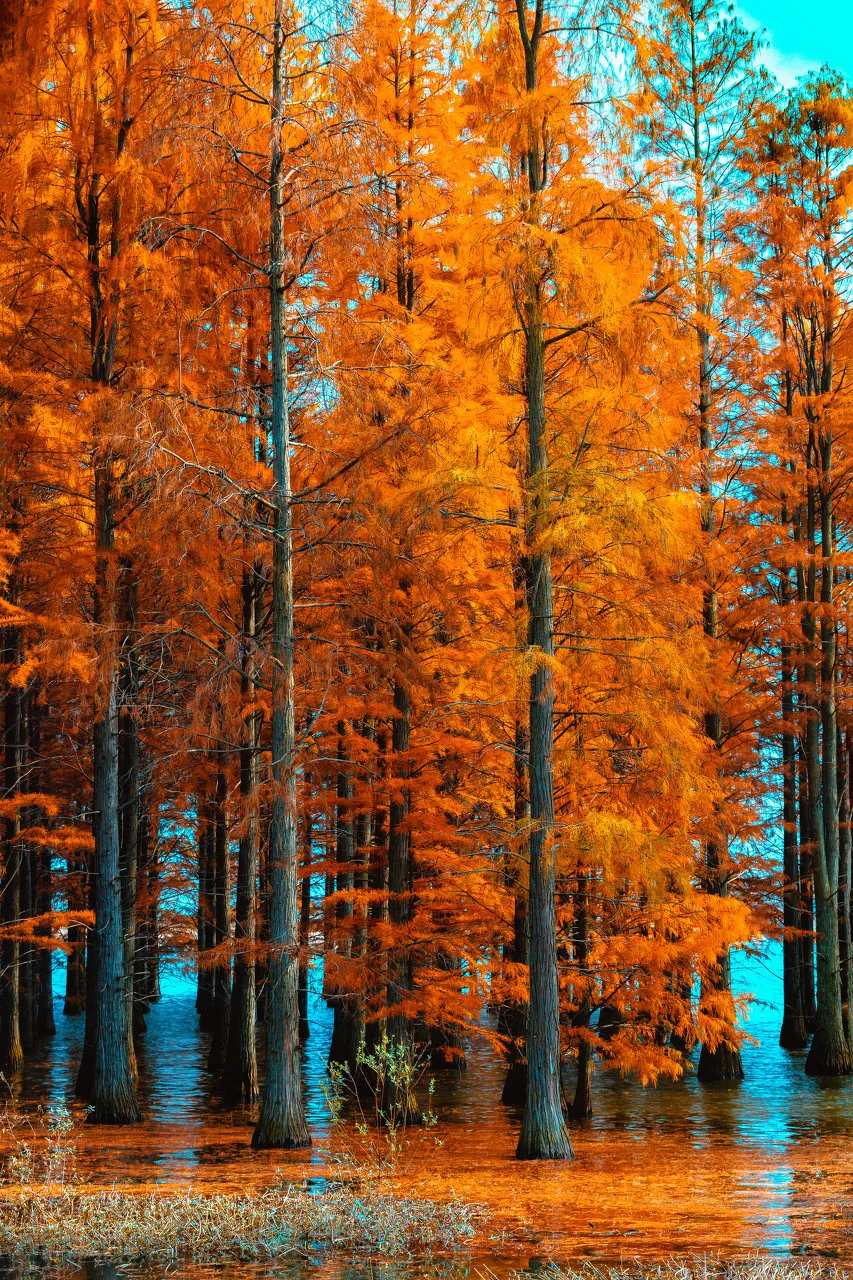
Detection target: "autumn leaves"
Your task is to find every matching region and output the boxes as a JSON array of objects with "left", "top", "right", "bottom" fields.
[{"left": 1, "top": 0, "right": 852, "bottom": 1158}]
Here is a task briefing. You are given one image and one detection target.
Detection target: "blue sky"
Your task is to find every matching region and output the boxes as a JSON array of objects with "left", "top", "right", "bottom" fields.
[{"left": 735, "top": 0, "right": 853, "bottom": 85}]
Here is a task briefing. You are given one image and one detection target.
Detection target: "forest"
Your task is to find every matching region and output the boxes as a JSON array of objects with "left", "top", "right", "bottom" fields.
[{"left": 1, "top": 0, "right": 853, "bottom": 1262}]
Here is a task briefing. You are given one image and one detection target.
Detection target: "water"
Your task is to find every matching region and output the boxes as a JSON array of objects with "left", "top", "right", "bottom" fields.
[{"left": 3, "top": 944, "right": 853, "bottom": 1277}]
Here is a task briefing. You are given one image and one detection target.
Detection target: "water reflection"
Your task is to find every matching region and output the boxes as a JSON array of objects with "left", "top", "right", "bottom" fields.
[{"left": 3, "top": 944, "right": 853, "bottom": 1269}]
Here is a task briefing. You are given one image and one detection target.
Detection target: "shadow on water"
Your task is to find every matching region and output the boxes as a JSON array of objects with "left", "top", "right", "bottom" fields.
[{"left": 4, "top": 944, "right": 853, "bottom": 1274}]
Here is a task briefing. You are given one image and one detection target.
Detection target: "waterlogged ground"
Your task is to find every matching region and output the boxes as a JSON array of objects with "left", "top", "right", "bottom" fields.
[{"left": 4, "top": 948, "right": 853, "bottom": 1277}]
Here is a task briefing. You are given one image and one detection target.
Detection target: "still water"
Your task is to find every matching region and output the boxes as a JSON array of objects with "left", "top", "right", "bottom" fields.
[{"left": 3, "top": 944, "right": 853, "bottom": 1277}]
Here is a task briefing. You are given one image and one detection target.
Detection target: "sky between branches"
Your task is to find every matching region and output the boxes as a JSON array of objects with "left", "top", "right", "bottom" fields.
[{"left": 737, "top": 0, "right": 852, "bottom": 85}]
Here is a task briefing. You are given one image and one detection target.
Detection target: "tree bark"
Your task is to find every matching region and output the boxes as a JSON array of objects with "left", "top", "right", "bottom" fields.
[
  {"left": 252, "top": 0, "right": 310, "bottom": 1147},
  {"left": 0, "top": 619, "right": 23, "bottom": 1072},
  {"left": 805, "top": 451, "right": 851, "bottom": 1075},
  {"left": 298, "top": 793, "right": 312, "bottom": 1041},
  {"left": 329, "top": 728, "right": 362, "bottom": 1070},
  {"left": 837, "top": 731, "right": 852, "bottom": 1041},
  {"left": 780, "top": 631, "right": 807, "bottom": 1049},
  {"left": 207, "top": 762, "right": 231, "bottom": 1073},
  {"left": 384, "top": 678, "right": 421, "bottom": 1122},
  {"left": 223, "top": 568, "right": 261, "bottom": 1106},
  {"left": 64, "top": 844, "right": 87, "bottom": 1017},
  {"left": 511, "top": 0, "right": 572, "bottom": 1161},
  {"left": 89, "top": 646, "right": 141, "bottom": 1123}
]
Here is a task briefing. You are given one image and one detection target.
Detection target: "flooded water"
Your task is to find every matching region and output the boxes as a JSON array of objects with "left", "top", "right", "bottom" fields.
[{"left": 3, "top": 945, "right": 853, "bottom": 1277}]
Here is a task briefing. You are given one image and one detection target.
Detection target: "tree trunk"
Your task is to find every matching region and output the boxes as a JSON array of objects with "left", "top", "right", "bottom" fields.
[
  {"left": 18, "top": 837, "right": 35, "bottom": 1054},
  {"left": 208, "top": 762, "right": 231, "bottom": 1073},
  {"left": 384, "top": 678, "right": 421, "bottom": 1122},
  {"left": 329, "top": 729, "right": 362, "bottom": 1070},
  {"left": 513, "top": 0, "right": 572, "bottom": 1160},
  {"left": 805, "top": 459, "right": 851, "bottom": 1075},
  {"left": 798, "top": 738, "right": 817, "bottom": 1030},
  {"left": 75, "top": 866, "right": 98, "bottom": 1099},
  {"left": 118, "top": 563, "right": 142, "bottom": 1046},
  {"left": 30, "top": 693, "right": 55, "bottom": 1039},
  {"left": 223, "top": 568, "right": 260, "bottom": 1106},
  {"left": 780, "top": 639, "right": 807, "bottom": 1048},
  {"left": 197, "top": 807, "right": 214, "bottom": 1030},
  {"left": 252, "top": 0, "right": 310, "bottom": 1147},
  {"left": 134, "top": 788, "right": 160, "bottom": 1012},
  {"left": 363, "top": 730, "right": 388, "bottom": 1061},
  {"left": 64, "top": 845, "right": 87, "bottom": 1017},
  {"left": 89, "top": 654, "right": 141, "bottom": 1123},
  {"left": 837, "top": 730, "right": 852, "bottom": 1041},
  {"left": 298, "top": 782, "right": 312, "bottom": 1041},
  {"left": 501, "top": 823, "right": 529, "bottom": 1105},
  {"left": 0, "top": 620, "right": 23, "bottom": 1073},
  {"left": 501, "top": 545, "right": 530, "bottom": 1104}
]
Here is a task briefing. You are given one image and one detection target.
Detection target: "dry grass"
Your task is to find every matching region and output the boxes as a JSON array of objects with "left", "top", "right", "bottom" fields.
[
  {"left": 516, "top": 1262, "right": 848, "bottom": 1280},
  {"left": 0, "top": 1182, "right": 481, "bottom": 1262}
]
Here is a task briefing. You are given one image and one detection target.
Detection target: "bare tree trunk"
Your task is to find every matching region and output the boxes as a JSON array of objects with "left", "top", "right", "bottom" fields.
[
  {"left": 89, "top": 611, "right": 140, "bottom": 1121},
  {"left": 252, "top": 0, "right": 310, "bottom": 1148},
  {"left": 65, "top": 845, "right": 87, "bottom": 1017},
  {"left": 118, "top": 562, "right": 142, "bottom": 1046},
  {"left": 330, "top": 728, "right": 362, "bottom": 1070},
  {"left": 18, "top": 835, "right": 35, "bottom": 1054},
  {"left": 30, "top": 693, "right": 55, "bottom": 1039},
  {"left": 384, "top": 678, "right": 421, "bottom": 1122},
  {"left": 805, "top": 457, "right": 850, "bottom": 1075},
  {"left": 224, "top": 568, "right": 261, "bottom": 1106},
  {"left": 208, "top": 762, "right": 231, "bottom": 1073},
  {"left": 197, "top": 807, "right": 214, "bottom": 1031},
  {"left": 513, "top": 0, "right": 572, "bottom": 1160},
  {"left": 298, "top": 792, "right": 312, "bottom": 1041},
  {"left": 837, "top": 730, "right": 852, "bottom": 1041},
  {"left": 798, "top": 738, "right": 817, "bottom": 1030},
  {"left": 75, "top": 866, "right": 97, "bottom": 1099},
  {"left": 363, "top": 731, "right": 388, "bottom": 1062},
  {"left": 780, "top": 629, "right": 807, "bottom": 1048},
  {"left": 0, "top": 619, "right": 23, "bottom": 1072},
  {"left": 569, "top": 875, "right": 592, "bottom": 1118}
]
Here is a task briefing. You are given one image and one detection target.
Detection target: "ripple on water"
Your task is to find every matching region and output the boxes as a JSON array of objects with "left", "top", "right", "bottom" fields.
[{"left": 4, "top": 946, "right": 853, "bottom": 1274}]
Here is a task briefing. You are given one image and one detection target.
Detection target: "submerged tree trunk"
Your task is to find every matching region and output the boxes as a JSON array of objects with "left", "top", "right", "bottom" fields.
[
  {"left": 780, "top": 639, "right": 807, "bottom": 1049},
  {"left": 501, "top": 813, "right": 529, "bottom": 1105},
  {"left": 224, "top": 569, "right": 261, "bottom": 1106},
  {"left": 30, "top": 694, "right": 55, "bottom": 1039},
  {"left": 88, "top": 458, "right": 140, "bottom": 1123},
  {"left": 252, "top": 0, "right": 310, "bottom": 1148},
  {"left": 207, "top": 762, "right": 231, "bottom": 1073},
  {"left": 513, "top": 0, "right": 572, "bottom": 1161},
  {"left": 805, "top": 448, "right": 851, "bottom": 1076},
  {"left": 18, "top": 836, "right": 35, "bottom": 1054},
  {"left": 75, "top": 866, "right": 98, "bottom": 1099},
  {"left": 798, "top": 740, "right": 817, "bottom": 1031},
  {"left": 364, "top": 731, "right": 388, "bottom": 1061},
  {"left": 65, "top": 845, "right": 87, "bottom": 1018},
  {"left": 298, "top": 788, "right": 312, "bottom": 1041},
  {"left": 118, "top": 562, "right": 142, "bottom": 1045},
  {"left": 837, "top": 731, "right": 852, "bottom": 1041},
  {"left": 197, "top": 807, "right": 214, "bottom": 1031},
  {"left": 329, "top": 729, "right": 362, "bottom": 1071},
  {"left": 134, "top": 789, "right": 160, "bottom": 1015},
  {"left": 0, "top": 620, "right": 23, "bottom": 1073},
  {"left": 569, "top": 876, "right": 592, "bottom": 1118},
  {"left": 512, "top": 0, "right": 571, "bottom": 1162},
  {"left": 89, "top": 685, "right": 141, "bottom": 1123},
  {"left": 384, "top": 678, "right": 421, "bottom": 1122},
  {"left": 83, "top": 15, "right": 140, "bottom": 1124}
]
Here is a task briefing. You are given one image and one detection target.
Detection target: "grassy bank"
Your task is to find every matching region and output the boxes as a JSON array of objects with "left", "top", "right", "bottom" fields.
[{"left": 0, "top": 1183, "right": 480, "bottom": 1262}]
